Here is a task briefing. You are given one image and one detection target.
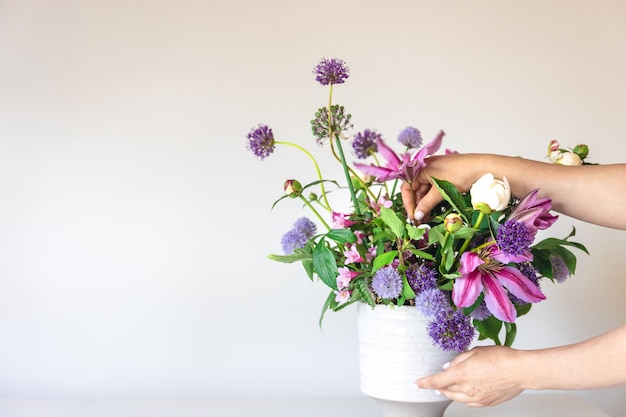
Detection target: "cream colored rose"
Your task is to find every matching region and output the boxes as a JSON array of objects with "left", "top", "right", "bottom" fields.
[
  {"left": 554, "top": 151, "right": 583, "bottom": 166},
  {"left": 470, "top": 173, "right": 511, "bottom": 212}
]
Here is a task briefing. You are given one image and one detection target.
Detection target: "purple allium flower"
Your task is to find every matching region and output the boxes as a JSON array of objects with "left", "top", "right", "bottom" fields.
[
  {"left": 280, "top": 217, "right": 317, "bottom": 254},
  {"left": 415, "top": 288, "right": 451, "bottom": 318},
  {"left": 496, "top": 220, "right": 534, "bottom": 258},
  {"left": 551, "top": 255, "right": 570, "bottom": 283},
  {"left": 397, "top": 126, "right": 423, "bottom": 149},
  {"left": 406, "top": 263, "right": 438, "bottom": 293},
  {"left": 311, "top": 105, "right": 353, "bottom": 144},
  {"left": 246, "top": 124, "right": 275, "bottom": 160},
  {"left": 428, "top": 310, "right": 475, "bottom": 352},
  {"left": 470, "top": 301, "right": 492, "bottom": 321},
  {"left": 313, "top": 58, "right": 349, "bottom": 86},
  {"left": 371, "top": 266, "right": 403, "bottom": 299},
  {"left": 352, "top": 129, "right": 380, "bottom": 159}
]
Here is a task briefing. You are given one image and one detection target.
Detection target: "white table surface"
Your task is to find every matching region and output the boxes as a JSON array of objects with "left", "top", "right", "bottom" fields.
[{"left": 0, "top": 394, "right": 612, "bottom": 417}]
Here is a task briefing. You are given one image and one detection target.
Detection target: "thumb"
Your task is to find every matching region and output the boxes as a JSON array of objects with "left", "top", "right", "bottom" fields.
[{"left": 413, "top": 187, "right": 444, "bottom": 222}]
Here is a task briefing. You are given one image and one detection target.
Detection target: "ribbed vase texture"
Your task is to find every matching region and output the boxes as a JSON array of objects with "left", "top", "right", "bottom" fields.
[{"left": 357, "top": 303, "right": 458, "bottom": 417}]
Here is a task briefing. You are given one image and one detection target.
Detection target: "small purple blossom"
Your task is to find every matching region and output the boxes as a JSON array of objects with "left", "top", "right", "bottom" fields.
[
  {"left": 496, "top": 220, "right": 534, "bottom": 258},
  {"left": 415, "top": 288, "right": 450, "bottom": 318},
  {"left": 352, "top": 129, "right": 380, "bottom": 159},
  {"left": 311, "top": 105, "right": 353, "bottom": 144},
  {"left": 551, "top": 255, "right": 570, "bottom": 283},
  {"left": 280, "top": 217, "right": 317, "bottom": 254},
  {"left": 313, "top": 58, "right": 350, "bottom": 86},
  {"left": 397, "top": 126, "right": 422, "bottom": 149},
  {"left": 246, "top": 124, "right": 275, "bottom": 160},
  {"left": 406, "top": 263, "right": 438, "bottom": 293},
  {"left": 428, "top": 310, "right": 475, "bottom": 352},
  {"left": 371, "top": 266, "right": 403, "bottom": 299},
  {"left": 470, "top": 301, "right": 492, "bottom": 321}
]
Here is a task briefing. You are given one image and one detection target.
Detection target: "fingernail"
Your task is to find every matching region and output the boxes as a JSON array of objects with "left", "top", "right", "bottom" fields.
[
  {"left": 414, "top": 210, "right": 425, "bottom": 221},
  {"left": 443, "top": 362, "right": 450, "bottom": 370},
  {"left": 435, "top": 390, "right": 441, "bottom": 396}
]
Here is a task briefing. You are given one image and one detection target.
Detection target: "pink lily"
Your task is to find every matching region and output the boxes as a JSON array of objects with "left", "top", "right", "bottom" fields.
[
  {"left": 354, "top": 130, "right": 444, "bottom": 183},
  {"left": 453, "top": 244, "right": 546, "bottom": 323},
  {"left": 508, "top": 189, "right": 558, "bottom": 232}
]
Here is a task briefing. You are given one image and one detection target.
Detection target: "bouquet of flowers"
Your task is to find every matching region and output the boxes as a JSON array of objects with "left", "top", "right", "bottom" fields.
[{"left": 246, "top": 58, "right": 588, "bottom": 352}]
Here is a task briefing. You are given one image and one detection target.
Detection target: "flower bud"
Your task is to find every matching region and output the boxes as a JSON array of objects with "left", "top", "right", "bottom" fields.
[
  {"left": 308, "top": 192, "right": 318, "bottom": 201},
  {"left": 547, "top": 139, "right": 560, "bottom": 153},
  {"left": 444, "top": 213, "right": 463, "bottom": 233},
  {"left": 555, "top": 152, "right": 582, "bottom": 166},
  {"left": 470, "top": 173, "right": 511, "bottom": 212},
  {"left": 284, "top": 179, "right": 302, "bottom": 197},
  {"left": 573, "top": 144, "right": 589, "bottom": 160}
]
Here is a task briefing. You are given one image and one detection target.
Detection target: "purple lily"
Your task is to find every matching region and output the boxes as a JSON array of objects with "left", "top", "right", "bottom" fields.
[
  {"left": 452, "top": 244, "right": 546, "bottom": 323},
  {"left": 353, "top": 130, "right": 444, "bottom": 183},
  {"left": 508, "top": 189, "right": 558, "bottom": 232}
]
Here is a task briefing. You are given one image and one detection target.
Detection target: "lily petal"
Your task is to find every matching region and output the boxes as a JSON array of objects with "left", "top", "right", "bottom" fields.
[
  {"left": 452, "top": 268, "right": 484, "bottom": 308},
  {"left": 482, "top": 273, "right": 517, "bottom": 323},
  {"left": 496, "top": 266, "right": 546, "bottom": 303}
]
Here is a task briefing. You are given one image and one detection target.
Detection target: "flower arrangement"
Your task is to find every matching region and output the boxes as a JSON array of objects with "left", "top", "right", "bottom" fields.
[{"left": 246, "top": 58, "right": 588, "bottom": 352}]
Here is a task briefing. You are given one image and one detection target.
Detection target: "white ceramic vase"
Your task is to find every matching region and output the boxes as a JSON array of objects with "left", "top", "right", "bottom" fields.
[{"left": 357, "top": 302, "right": 458, "bottom": 417}]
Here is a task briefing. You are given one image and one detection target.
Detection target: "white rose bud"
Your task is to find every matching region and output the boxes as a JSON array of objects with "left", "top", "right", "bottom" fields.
[
  {"left": 470, "top": 173, "right": 511, "bottom": 213},
  {"left": 555, "top": 151, "right": 583, "bottom": 166}
]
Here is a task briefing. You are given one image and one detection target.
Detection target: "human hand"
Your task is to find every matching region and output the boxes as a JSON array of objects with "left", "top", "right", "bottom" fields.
[{"left": 415, "top": 345, "right": 526, "bottom": 407}]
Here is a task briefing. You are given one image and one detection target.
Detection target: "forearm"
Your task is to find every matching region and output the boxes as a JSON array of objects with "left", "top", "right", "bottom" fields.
[
  {"left": 520, "top": 325, "right": 626, "bottom": 390},
  {"left": 447, "top": 154, "right": 626, "bottom": 230}
]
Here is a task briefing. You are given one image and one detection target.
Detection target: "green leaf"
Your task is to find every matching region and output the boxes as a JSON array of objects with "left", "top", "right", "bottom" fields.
[
  {"left": 431, "top": 178, "right": 470, "bottom": 222},
  {"left": 504, "top": 322, "right": 517, "bottom": 347},
  {"left": 267, "top": 252, "right": 312, "bottom": 263},
  {"left": 473, "top": 316, "right": 503, "bottom": 345},
  {"left": 318, "top": 291, "right": 335, "bottom": 329},
  {"left": 312, "top": 241, "right": 338, "bottom": 290},
  {"left": 325, "top": 229, "right": 357, "bottom": 245},
  {"left": 406, "top": 223, "right": 426, "bottom": 240},
  {"left": 379, "top": 207, "right": 406, "bottom": 239},
  {"left": 402, "top": 273, "right": 417, "bottom": 300},
  {"left": 372, "top": 250, "right": 398, "bottom": 274},
  {"left": 355, "top": 278, "right": 376, "bottom": 307}
]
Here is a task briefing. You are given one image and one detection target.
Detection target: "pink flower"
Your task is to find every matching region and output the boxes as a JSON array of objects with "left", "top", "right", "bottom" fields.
[
  {"left": 334, "top": 289, "right": 351, "bottom": 305},
  {"left": 337, "top": 267, "right": 360, "bottom": 290},
  {"left": 508, "top": 189, "right": 558, "bottom": 232},
  {"left": 344, "top": 245, "right": 364, "bottom": 264},
  {"left": 452, "top": 244, "right": 546, "bottom": 323},
  {"left": 332, "top": 211, "right": 358, "bottom": 228},
  {"left": 353, "top": 131, "right": 444, "bottom": 183},
  {"left": 366, "top": 246, "right": 377, "bottom": 263}
]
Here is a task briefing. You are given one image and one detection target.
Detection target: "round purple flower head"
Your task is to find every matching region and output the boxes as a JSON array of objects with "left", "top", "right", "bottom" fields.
[
  {"left": 496, "top": 220, "right": 534, "bottom": 257},
  {"left": 397, "top": 126, "right": 422, "bottom": 149},
  {"left": 352, "top": 129, "right": 380, "bottom": 159},
  {"left": 313, "top": 58, "right": 349, "bottom": 86},
  {"left": 406, "top": 263, "right": 438, "bottom": 293},
  {"left": 550, "top": 255, "right": 570, "bottom": 283},
  {"left": 415, "top": 288, "right": 450, "bottom": 318},
  {"left": 280, "top": 217, "right": 317, "bottom": 254},
  {"left": 371, "top": 266, "right": 403, "bottom": 299},
  {"left": 428, "top": 310, "right": 475, "bottom": 352},
  {"left": 247, "top": 124, "right": 275, "bottom": 160},
  {"left": 470, "top": 300, "right": 492, "bottom": 321}
]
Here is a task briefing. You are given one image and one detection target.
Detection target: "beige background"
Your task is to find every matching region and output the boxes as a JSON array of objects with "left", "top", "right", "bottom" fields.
[{"left": 0, "top": 0, "right": 625, "bottom": 415}]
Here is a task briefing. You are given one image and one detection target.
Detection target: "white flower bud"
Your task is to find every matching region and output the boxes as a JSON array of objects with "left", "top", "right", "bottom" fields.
[
  {"left": 555, "top": 151, "right": 583, "bottom": 166},
  {"left": 470, "top": 173, "right": 511, "bottom": 212}
]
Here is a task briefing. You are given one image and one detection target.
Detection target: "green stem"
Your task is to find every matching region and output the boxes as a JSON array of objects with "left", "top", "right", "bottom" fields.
[
  {"left": 299, "top": 195, "right": 331, "bottom": 230},
  {"left": 458, "top": 211, "right": 486, "bottom": 255},
  {"left": 334, "top": 133, "right": 361, "bottom": 215},
  {"left": 275, "top": 140, "right": 331, "bottom": 211}
]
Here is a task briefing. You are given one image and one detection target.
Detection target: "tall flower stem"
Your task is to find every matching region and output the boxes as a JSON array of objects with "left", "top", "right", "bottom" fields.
[
  {"left": 299, "top": 194, "right": 331, "bottom": 230},
  {"left": 334, "top": 133, "right": 361, "bottom": 215},
  {"left": 275, "top": 140, "right": 331, "bottom": 211},
  {"left": 458, "top": 211, "right": 486, "bottom": 255}
]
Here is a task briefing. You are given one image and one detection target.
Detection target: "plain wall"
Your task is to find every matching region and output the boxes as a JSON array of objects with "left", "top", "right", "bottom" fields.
[{"left": 1, "top": 0, "right": 625, "bottom": 415}]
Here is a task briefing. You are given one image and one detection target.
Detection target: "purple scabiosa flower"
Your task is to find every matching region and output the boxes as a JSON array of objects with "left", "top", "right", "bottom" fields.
[
  {"left": 246, "top": 124, "right": 275, "bottom": 160},
  {"left": 280, "top": 217, "right": 317, "bottom": 254},
  {"left": 406, "top": 263, "right": 438, "bottom": 293},
  {"left": 428, "top": 310, "right": 475, "bottom": 352},
  {"left": 415, "top": 288, "right": 451, "bottom": 318},
  {"left": 397, "top": 126, "right": 422, "bottom": 149},
  {"left": 496, "top": 220, "right": 534, "bottom": 262},
  {"left": 371, "top": 266, "right": 403, "bottom": 299},
  {"left": 311, "top": 105, "right": 353, "bottom": 144},
  {"left": 470, "top": 301, "right": 492, "bottom": 321},
  {"left": 551, "top": 255, "right": 571, "bottom": 283},
  {"left": 313, "top": 58, "right": 349, "bottom": 85},
  {"left": 352, "top": 129, "right": 380, "bottom": 159}
]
